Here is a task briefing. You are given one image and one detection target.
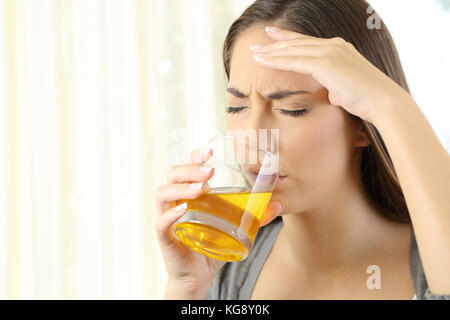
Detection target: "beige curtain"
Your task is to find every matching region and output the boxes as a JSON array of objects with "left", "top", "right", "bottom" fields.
[{"left": 0, "top": 0, "right": 253, "bottom": 299}]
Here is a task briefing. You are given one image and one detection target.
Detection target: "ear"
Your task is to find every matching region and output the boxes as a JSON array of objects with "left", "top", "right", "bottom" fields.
[{"left": 354, "top": 121, "right": 371, "bottom": 148}]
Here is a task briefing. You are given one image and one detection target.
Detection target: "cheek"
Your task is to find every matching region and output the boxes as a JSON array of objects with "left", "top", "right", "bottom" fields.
[
  {"left": 226, "top": 116, "right": 242, "bottom": 131},
  {"left": 284, "top": 107, "right": 351, "bottom": 181},
  {"left": 226, "top": 117, "right": 233, "bottom": 129}
]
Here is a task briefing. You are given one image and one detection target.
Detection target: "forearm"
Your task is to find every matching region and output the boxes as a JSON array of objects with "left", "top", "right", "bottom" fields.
[{"left": 373, "top": 95, "right": 450, "bottom": 294}]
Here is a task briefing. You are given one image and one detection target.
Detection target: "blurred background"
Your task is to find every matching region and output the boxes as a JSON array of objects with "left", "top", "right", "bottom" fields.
[{"left": 0, "top": 0, "right": 449, "bottom": 299}]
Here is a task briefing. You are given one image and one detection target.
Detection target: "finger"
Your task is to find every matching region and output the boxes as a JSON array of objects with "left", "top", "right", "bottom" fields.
[
  {"left": 155, "top": 182, "right": 208, "bottom": 215},
  {"left": 265, "top": 26, "right": 315, "bottom": 41},
  {"left": 260, "top": 201, "right": 283, "bottom": 227},
  {"left": 190, "top": 147, "right": 213, "bottom": 164},
  {"left": 154, "top": 201, "right": 189, "bottom": 246},
  {"left": 251, "top": 38, "right": 326, "bottom": 54},
  {"left": 254, "top": 55, "right": 322, "bottom": 75},
  {"left": 180, "top": 147, "right": 213, "bottom": 165},
  {"left": 255, "top": 45, "right": 328, "bottom": 59},
  {"left": 167, "top": 163, "right": 214, "bottom": 184}
]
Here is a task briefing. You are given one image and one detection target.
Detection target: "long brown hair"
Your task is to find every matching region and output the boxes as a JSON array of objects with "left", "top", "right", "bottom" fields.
[{"left": 223, "top": 0, "right": 411, "bottom": 224}]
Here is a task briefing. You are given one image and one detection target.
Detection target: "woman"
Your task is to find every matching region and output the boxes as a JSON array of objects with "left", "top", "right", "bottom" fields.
[{"left": 155, "top": 0, "right": 450, "bottom": 299}]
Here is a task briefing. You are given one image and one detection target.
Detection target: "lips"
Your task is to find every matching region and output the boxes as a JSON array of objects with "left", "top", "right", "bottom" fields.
[
  {"left": 248, "top": 170, "right": 288, "bottom": 184},
  {"left": 276, "top": 176, "right": 287, "bottom": 185},
  {"left": 249, "top": 170, "right": 287, "bottom": 178}
]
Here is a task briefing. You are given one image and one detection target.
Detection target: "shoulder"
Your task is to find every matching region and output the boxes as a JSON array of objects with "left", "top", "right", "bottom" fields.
[
  {"left": 205, "top": 216, "right": 283, "bottom": 300},
  {"left": 409, "top": 228, "right": 450, "bottom": 300}
]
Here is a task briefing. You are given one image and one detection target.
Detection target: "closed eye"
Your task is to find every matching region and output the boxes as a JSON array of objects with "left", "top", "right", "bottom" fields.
[
  {"left": 226, "top": 106, "right": 309, "bottom": 118},
  {"left": 276, "top": 108, "right": 309, "bottom": 118},
  {"left": 226, "top": 106, "right": 247, "bottom": 114}
]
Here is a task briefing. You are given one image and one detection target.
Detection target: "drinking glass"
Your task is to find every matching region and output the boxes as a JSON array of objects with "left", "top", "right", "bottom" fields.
[{"left": 172, "top": 134, "right": 279, "bottom": 262}]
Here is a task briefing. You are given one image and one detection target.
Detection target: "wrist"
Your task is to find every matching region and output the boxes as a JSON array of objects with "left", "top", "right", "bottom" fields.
[
  {"left": 164, "top": 278, "right": 212, "bottom": 300},
  {"left": 370, "top": 88, "right": 415, "bottom": 129}
]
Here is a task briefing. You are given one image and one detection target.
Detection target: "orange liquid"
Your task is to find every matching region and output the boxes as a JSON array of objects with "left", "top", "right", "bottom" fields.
[{"left": 174, "top": 189, "right": 272, "bottom": 261}]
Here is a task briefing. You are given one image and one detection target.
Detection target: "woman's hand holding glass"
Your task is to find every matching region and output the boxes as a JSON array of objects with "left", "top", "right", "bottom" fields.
[
  {"left": 155, "top": 148, "right": 224, "bottom": 299},
  {"left": 155, "top": 147, "right": 283, "bottom": 299}
]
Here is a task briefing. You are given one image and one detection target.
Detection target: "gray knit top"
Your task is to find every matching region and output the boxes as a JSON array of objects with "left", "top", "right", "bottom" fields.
[{"left": 205, "top": 216, "right": 450, "bottom": 300}]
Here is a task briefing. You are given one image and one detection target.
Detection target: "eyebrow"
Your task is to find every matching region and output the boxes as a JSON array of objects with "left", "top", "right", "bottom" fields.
[{"left": 227, "top": 87, "right": 310, "bottom": 100}]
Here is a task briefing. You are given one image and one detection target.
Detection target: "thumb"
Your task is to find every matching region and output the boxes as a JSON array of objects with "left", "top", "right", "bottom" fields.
[{"left": 260, "top": 201, "right": 283, "bottom": 227}]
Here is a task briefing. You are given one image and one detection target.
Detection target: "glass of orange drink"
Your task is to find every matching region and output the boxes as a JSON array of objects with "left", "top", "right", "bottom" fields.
[{"left": 173, "top": 134, "right": 279, "bottom": 262}]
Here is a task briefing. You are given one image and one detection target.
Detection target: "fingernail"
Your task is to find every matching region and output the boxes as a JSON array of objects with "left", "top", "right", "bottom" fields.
[
  {"left": 273, "top": 201, "right": 283, "bottom": 212},
  {"left": 188, "top": 182, "right": 204, "bottom": 190},
  {"left": 175, "top": 202, "right": 187, "bottom": 213},
  {"left": 200, "top": 148, "right": 212, "bottom": 156},
  {"left": 265, "top": 26, "right": 279, "bottom": 33},
  {"left": 199, "top": 165, "right": 214, "bottom": 174},
  {"left": 250, "top": 44, "right": 262, "bottom": 51},
  {"left": 253, "top": 54, "right": 266, "bottom": 62},
  {"left": 200, "top": 148, "right": 212, "bottom": 162}
]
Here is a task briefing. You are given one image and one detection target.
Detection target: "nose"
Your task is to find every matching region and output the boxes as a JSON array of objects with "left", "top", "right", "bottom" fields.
[
  {"left": 226, "top": 94, "right": 279, "bottom": 163},
  {"left": 247, "top": 98, "right": 271, "bottom": 138},
  {"left": 240, "top": 101, "right": 279, "bottom": 166}
]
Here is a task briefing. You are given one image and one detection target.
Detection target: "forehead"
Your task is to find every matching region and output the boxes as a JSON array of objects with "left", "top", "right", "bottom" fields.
[{"left": 229, "top": 25, "right": 324, "bottom": 95}]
